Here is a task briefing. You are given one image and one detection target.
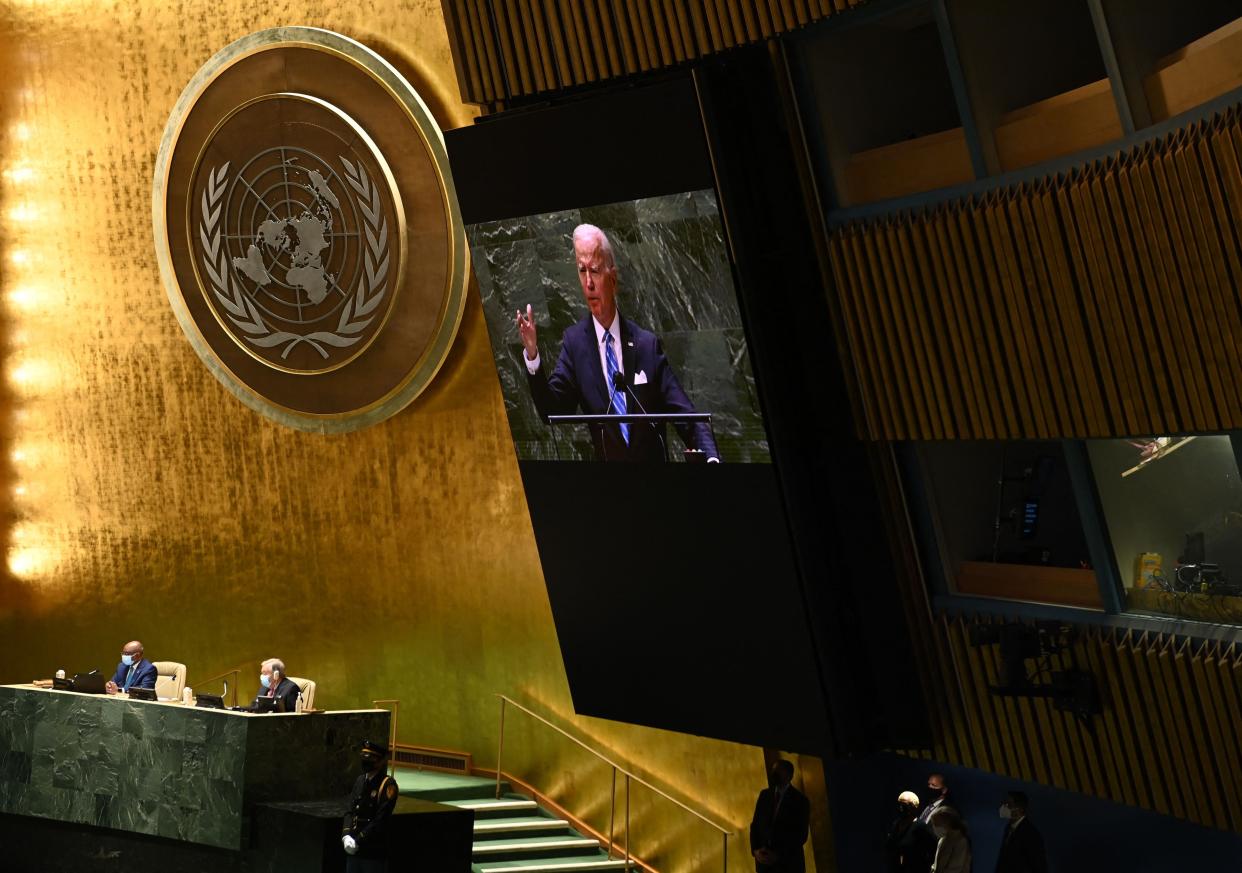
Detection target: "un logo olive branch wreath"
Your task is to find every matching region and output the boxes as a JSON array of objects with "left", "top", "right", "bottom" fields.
[{"left": 198, "top": 157, "right": 389, "bottom": 361}]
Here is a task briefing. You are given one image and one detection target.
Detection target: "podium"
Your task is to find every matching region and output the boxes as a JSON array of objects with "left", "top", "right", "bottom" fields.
[
  {"left": 547, "top": 412, "right": 714, "bottom": 462},
  {"left": 0, "top": 684, "right": 386, "bottom": 849}
]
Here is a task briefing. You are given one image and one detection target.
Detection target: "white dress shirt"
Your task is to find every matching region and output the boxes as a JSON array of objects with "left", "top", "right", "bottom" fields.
[{"left": 525, "top": 314, "right": 622, "bottom": 405}]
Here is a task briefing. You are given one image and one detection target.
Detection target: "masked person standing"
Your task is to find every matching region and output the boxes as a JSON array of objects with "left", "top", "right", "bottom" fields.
[
  {"left": 342, "top": 740, "right": 399, "bottom": 872},
  {"left": 749, "top": 759, "right": 810, "bottom": 872},
  {"left": 929, "top": 808, "right": 971, "bottom": 873},
  {"left": 886, "top": 791, "right": 936, "bottom": 873},
  {"left": 995, "top": 792, "right": 1047, "bottom": 873},
  {"left": 918, "top": 774, "right": 953, "bottom": 825}
]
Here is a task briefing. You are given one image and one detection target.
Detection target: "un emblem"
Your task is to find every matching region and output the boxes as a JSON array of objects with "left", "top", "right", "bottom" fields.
[{"left": 154, "top": 28, "right": 467, "bottom": 431}]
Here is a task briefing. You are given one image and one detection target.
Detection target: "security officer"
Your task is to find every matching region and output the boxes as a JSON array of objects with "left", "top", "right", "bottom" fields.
[{"left": 342, "top": 739, "right": 399, "bottom": 872}]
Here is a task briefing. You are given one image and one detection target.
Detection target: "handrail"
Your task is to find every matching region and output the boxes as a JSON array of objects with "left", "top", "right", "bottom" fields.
[
  {"left": 496, "top": 694, "right": 730, "bottom": 834},
  {"left": 193, "top": 668, "right": 240, "bottom": 708}
]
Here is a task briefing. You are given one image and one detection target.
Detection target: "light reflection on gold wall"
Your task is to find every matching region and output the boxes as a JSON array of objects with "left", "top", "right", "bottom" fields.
[{"left": 0, "top": 2, "right": 794, "bottom": 870}]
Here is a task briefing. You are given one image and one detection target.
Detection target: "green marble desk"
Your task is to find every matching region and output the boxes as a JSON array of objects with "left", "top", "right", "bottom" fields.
[{"left": 0, "top": 684, "right": 388, "bottom": 850}]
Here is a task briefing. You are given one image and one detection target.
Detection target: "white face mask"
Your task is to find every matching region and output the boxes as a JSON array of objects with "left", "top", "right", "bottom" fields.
[{"left": 999, "top": 804, "right": 1012, "bottom": 819}]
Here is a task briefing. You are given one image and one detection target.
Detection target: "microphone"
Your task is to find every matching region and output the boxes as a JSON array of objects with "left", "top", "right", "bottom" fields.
[
  {"left": 611, "top": 370, "right": 644, "bottom": 411},
  {"left": 612, "top": 371, "right": 667, "bottom": 460}
]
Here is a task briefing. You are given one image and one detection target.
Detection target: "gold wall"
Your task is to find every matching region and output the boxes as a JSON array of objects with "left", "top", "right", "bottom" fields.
[{"left": 0, "top": 2, "right": 795, "bottom": 870}]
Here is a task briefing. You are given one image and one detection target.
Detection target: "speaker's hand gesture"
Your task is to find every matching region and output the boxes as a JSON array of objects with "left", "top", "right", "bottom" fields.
[{"left": 515, "top": 304, "right": 538, "bottom": 361}]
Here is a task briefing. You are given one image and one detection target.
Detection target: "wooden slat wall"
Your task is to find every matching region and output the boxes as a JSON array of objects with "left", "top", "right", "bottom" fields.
[
  {"left": 828, "top": 108, "right": 1242, "bottom": 441},
  {"left": 867, "top": 443, "right": 1242, "bottom": 834},
  {"left": 439, "top": 0, "right": 866, "bottom": 104},
  {"left": 910, "top": 617, "right": 1242, "bottom": 833}
]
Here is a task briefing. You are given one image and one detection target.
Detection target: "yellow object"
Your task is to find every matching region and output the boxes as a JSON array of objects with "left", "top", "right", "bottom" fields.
[{"left": 1135, "top": 552, "right": 1162, "bottom": 589}]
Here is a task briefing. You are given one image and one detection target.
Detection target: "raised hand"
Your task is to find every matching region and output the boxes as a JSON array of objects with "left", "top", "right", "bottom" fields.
[{"left": 515, "top": 303, "right": 538, "bottom": 360}]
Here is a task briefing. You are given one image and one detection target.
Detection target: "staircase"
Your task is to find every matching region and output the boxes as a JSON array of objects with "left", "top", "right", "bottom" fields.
[{"left": 400, "top": 772, "right": 633, "bottom": 873}]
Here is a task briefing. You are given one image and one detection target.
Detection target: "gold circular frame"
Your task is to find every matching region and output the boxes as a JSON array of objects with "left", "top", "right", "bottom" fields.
[{"left": 153, "top": 27, "right": 469, "bottom": 433}]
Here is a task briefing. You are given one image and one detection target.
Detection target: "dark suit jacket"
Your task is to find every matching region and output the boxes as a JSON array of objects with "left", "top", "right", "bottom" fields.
[
  {"left": 749, "top": 784, "right": 810, "bottom": 873},
  {"left": 527, "top": 314, "right": 719, "bottom": 462},
  {"left": 995, "top": 818, "right": 1047, "bottom": 873},
  {"left": 247, "top": 677, "right": 301, "bottom": 713},
  {"left": 885, "top": 816, "right": 936, "bottom": 873},
  {"left": 268, "top": 677, "right": 301, "bottom": 713},
  {"left": 110, "top": 658, "right": 156, "bottom": 692},
  {"left": 917, "top": 796, "right": 950, "bottom": 825}
]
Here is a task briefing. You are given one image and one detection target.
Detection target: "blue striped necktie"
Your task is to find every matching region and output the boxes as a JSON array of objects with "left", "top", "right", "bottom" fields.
[{"left": 604, "top": 333, "right": 629, "bottom": 445}]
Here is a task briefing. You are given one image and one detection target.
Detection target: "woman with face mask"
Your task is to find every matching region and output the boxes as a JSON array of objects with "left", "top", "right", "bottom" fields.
[
  {"left": 886, "top": 791, "right": 936, "bottom": 873},
  {"left": 928, "top": 807, "right": 971, "bottom": 873}
]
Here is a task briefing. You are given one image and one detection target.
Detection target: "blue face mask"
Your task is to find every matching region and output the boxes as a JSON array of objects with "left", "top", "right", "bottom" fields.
[
  {"left": 260, "top": 673, "right": 271, "bottom": 689},
  {"left": 121, "top": 654, "right": 134, "bottom": 667}
]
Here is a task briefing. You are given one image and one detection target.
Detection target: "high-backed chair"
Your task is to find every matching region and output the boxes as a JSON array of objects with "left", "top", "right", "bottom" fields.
[
  {"left": 152, "top": 661, "right": 187, "bottom": 701},
  {"left": 288, "top": 676, "right": 316, "bottom": 712}
]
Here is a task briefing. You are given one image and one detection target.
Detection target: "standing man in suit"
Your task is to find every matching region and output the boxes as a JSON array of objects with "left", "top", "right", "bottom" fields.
[
  {"left": 104, "top": 640, "right": 156, "bottom": 695},
  {"left": 918, "top": 773, "right": 952, "bottom": 825},
  {"left": 995, "top": 791, "right": 1047, "bottom": 873},
  {"left": 749, "top": 759, "right": 810, "bottom": 872},
  {"left": 515, "top": 224, "right": 719, "bottom": 463}
]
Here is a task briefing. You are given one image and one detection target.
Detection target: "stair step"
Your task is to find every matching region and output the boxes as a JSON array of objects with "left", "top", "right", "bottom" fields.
[
  {"left": 452, "top": 798, "right": 540, "bottom": 815},
  {"left": 473, "top": 836, "right": 600, "bottom": 857},
  {"left": 477, "top": 860, "right": 630, "bottom": 872},
  {"left": 475, "top": 817, "right": 570, "bottom": 836},
  {"left": 398, "top": 774, "right": 511, "bottom": 802}
]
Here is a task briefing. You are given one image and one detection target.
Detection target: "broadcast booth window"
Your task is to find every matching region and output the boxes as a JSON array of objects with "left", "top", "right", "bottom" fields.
[
  {"left": 1086, "top": 434, "right": 1242, "bottom": 625},
  {"left": 444, "top": 78, "right": 832, "bottom": 753},
  {"left": 907, "top": 440, "right": 1104, "bottom": 611}
]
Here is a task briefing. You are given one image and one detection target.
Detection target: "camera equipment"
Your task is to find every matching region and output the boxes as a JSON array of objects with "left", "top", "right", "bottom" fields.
[
  {"left": 968, "top": 621, "right": 1100, "bottom": 724},
  {"left": 1166, "top": 532, "right": 1242, "bottom": 596}
]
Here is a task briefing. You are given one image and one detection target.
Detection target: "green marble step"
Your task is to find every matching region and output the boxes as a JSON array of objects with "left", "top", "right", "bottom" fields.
[
  {"left": 397, "top": 771, "right": 511, "bottom": 801},
  {"left": 472, "top": 835, "right": 601, "bottom": 862},
  {"left": 476, "top": 858, "right": 631, "bottom": 872},
  {"left": 474, "top": 816, "right": 572, "bottom": 839},
  {"left": 390, "top": 770, "right": 616, "bottom": 873},
  {"left": 450, "top": 798, "right": 541, "bottom": 819}
]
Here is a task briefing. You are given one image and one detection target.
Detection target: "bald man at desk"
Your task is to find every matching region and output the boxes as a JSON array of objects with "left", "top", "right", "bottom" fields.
[{"left": 104, "top": 640, "right": 156, "bottom": 695}]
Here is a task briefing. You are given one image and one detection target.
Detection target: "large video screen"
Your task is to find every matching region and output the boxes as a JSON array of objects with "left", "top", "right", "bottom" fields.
[
  {"left": 467, "top": 192, "right": 769, "bottom": 463},
  {"left": 445, "top": 76, "right": 835, "bottom": 752}
]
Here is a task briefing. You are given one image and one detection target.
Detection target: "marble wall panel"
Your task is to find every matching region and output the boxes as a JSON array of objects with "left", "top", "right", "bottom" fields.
[
  {"left": 0, "top": 687, "right": 382, "bottom": 849},
  {"left": 467, "top": 192, "right": 770, "bottom": 463}
]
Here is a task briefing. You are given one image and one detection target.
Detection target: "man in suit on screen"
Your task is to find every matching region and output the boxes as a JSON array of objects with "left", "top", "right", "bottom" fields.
[{"left": 515, "top": 223, "right": 719, "bottom": 462}]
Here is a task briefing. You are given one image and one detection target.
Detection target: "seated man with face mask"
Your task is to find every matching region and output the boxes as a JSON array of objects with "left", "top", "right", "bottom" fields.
[
  {"left": 239, "top": 658, "right": 300, "bottom": 713},
  {"left": 104, "top": 640, "right": 157, "bottom": 695}
]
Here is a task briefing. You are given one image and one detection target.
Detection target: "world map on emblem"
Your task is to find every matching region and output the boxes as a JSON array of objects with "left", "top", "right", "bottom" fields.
[
  {"left": 197, "top": 140, "right": 394, "bottom": 373},
  {"left": 232, "top": 164, "right": 340, "bottom": 307}
]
